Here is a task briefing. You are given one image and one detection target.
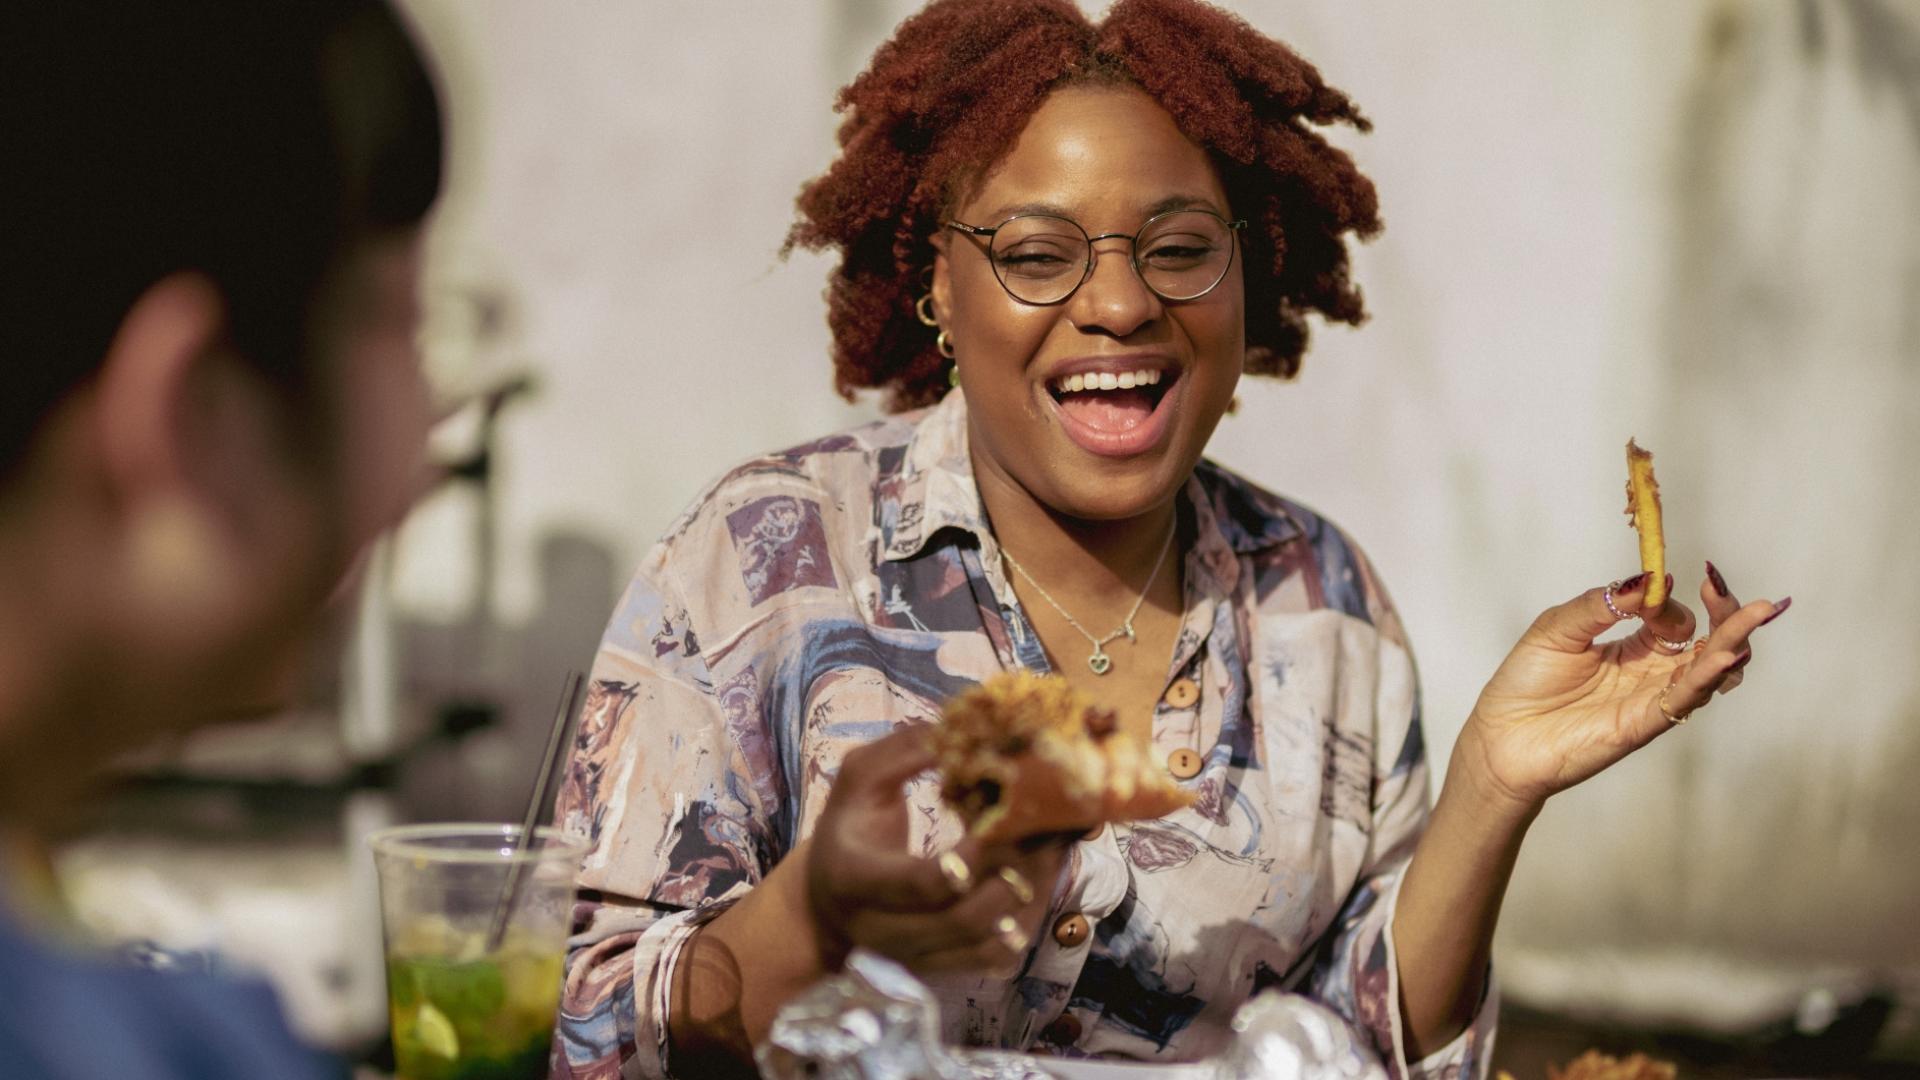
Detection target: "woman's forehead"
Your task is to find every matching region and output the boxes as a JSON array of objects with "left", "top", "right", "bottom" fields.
[{"left": 958, "top": 85, "right": 1229, "bottom": 226}]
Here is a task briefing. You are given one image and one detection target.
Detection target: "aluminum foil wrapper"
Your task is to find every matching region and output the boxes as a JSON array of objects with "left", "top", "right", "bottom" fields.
[
  {"left": 757, "top": 950, "right": 1382, "bottom": 1080},
  {"left": 1209, "top": 992, "right": 1387, "bottom": 1080},
  {"left": 756, "top": 950, "right": 1053, "bottom": 1080}
]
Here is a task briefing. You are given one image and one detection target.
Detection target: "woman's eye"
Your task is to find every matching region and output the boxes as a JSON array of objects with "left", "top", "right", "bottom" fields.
[
  {"left": 1144, "top": 243, "right": 1214, "bottom": 265},
  {"left": 998, "top": 249, "right": 1076, "bottom": 273}
]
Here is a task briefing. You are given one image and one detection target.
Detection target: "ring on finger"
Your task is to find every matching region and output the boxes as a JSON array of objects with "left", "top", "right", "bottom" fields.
[
  {"left": 1603, "top": 580, "right": 1634, "bottom": 622},
  {"left": 997, "top": 866, "right": 1035, "bottom": 906},
  {"left": 937, "top": 851, "right": 972, "bottom": 895},
  {"left": 1651, "top": 632, "right": 1692, "bottom": 653},
  {"left": 995, "top": 915, "right": 1030, "bottom": 953},
  {"left": 1657, "top": 685, "right": 1693, "bottom": 725}
]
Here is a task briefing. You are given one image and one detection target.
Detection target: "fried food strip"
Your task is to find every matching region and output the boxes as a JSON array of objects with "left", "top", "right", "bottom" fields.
[
  {"left": 1624, "top": 438, "right": 1667, "bottom": 608},
  {"left": 934, "top": 671, "right": 1193, "bottom": 843}
]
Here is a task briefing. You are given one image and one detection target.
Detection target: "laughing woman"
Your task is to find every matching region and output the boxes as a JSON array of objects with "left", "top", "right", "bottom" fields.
[{"left": 551, "top": 1, "right": 1787, "bottom": 1077}]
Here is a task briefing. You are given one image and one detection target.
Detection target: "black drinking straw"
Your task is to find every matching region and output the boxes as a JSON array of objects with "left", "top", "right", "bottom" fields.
[{"left": 485, "top": 669, "right": 586, "bottom": 951}]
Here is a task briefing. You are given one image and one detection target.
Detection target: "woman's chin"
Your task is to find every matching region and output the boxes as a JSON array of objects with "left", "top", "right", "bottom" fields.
[{"left": 1028, "top": 462, "right": 1190, "bottom": 524}]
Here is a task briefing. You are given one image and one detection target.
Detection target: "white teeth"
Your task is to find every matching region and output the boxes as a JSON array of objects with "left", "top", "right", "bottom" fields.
[{"left": 1051, "top": 368, "right": 1168, "bottom": 393}]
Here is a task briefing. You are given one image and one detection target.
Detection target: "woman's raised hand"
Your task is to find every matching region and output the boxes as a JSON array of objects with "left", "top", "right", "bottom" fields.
[
  {"left": 803, "top": 725, "right": 1065, "bottom": 974},
  {"left": 1455, "top": 566, "right": 1790, "bottom": 811}
]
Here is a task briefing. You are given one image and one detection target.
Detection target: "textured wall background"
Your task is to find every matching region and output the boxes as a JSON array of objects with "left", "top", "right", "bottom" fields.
[{"left": 392, "top": 0, "right": 1920, "bottom": 1026}]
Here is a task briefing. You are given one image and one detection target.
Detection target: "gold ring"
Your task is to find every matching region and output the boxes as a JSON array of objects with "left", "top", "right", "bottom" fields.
[
  {"left": 1657, "top": 686, "right": 1691, "bottom": 725},
  {"left": 997, "top": 866, "right": 1035, "bottom": 906},
  {"left": 995, "top": 914, "right": 1030, "bottom": 953},
  {"left": 937, "top": 851, "right": 972, "bottom": 894}
]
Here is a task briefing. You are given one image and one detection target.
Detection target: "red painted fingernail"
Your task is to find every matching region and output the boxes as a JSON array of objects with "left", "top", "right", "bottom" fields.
[
  {"left": 1617, "top": 571, "right": 1648, "bottom": 593},
  {"left": 1730, "top": 648, "right": 1753, "bottom": 671},
  {"left": 1664, "top": 572, "right": 1674, "bottom": 598},
  {"left": 1759, "top": 596, "right": 1793, "bottom": 626},
  {"left": 1706, "top": 560, "right": 1729, "bottom": 598}
]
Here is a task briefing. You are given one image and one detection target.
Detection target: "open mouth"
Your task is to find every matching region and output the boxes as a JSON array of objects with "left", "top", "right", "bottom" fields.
[{"left": 1045, "top": 366, "right": 1175, "bottom": 436}]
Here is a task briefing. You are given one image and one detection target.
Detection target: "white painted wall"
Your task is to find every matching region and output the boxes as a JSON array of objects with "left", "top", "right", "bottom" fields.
[{"left": 393, "top": 0, "right": 1920, "bottom": 1024}]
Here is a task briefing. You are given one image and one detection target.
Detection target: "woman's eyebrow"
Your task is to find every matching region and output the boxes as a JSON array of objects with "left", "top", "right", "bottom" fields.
[
  {"left": 974, "top": 200, "right": 1074, "bottom": 222},
  {"left": 971, "top": 194, "right": 1223, "bottom": 224},
  {"left": 1142, "top": 193, "right": 1220, "bottom": 216}
]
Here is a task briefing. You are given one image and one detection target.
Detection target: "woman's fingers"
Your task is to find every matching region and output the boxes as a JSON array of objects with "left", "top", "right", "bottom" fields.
[
  {"left": 1532, "top": 572, "right": 1655, "bottom": 651},
  {"left": 839, "top": 840, "right": 1069, "bottom": 972},
  {"left": 1716, "top": 648, "right": 1751, "bottom": 694},
  {"left": 1635, "top": 575, "right": 1698, "bottom": 655},
  {"left": 821, "top": 835, "right": 990, "bottom": 915},
  {"left": 1645, "top": 594, "right": 1789, "bottom": 727},
  {"left": 1659, "top": 640, "right": 1750, "bottom": 715},
  {"left": 1699, "top": 561, "right": 1746, "bottom": 692},
  {"left": 835, "top": 725, "right": 937, "bottom": 802},
  {"left": 1697, "top": 595, "right": 1788, "bottom": 660},
  {"left": 1639, "top": 645, "right": 1746, "bottom": 733},
  {"left": 815, "top": 724, "right": 989, "bottom": 914},
  {"left": 982, "top": 840, "right": 1072, "bottom": 907},
  {"left": 1701, "top": 560, "right": 1742, "bottom": 631},
  {"left": 845, "top": 864, "right": 1035, "bottom": 961},
  {"left": 1532, "top": 571, "right": 1700, "bottom": 657},
  {"left": 909, "top": 922, "right": 1033, "bottom": 976}
]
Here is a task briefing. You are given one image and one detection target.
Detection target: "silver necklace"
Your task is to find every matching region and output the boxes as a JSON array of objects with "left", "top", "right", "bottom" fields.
[{"left": 999, "top": 519, "right": 1177, "bottom": 676}]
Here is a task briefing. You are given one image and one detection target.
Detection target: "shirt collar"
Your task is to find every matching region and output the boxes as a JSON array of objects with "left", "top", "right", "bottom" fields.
[
  {"left": 879, "top": 391, "right": 1303, "bottom": 562},
  {"left": 880, "top": 389, "right": 990, "bottom": 561},
  {"left": 1190, "top": 458, "right": 1305, "bottom": 555}
]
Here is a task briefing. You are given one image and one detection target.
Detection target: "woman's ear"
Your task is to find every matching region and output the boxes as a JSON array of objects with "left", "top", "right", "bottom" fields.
[{"left": 930, "top": 240, "right": 953, "bottom": 328}]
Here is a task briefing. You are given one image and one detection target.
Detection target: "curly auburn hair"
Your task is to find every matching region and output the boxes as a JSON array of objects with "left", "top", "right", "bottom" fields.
[{"left": 785, "top": 0, "right": 1382, "bottom": 412}]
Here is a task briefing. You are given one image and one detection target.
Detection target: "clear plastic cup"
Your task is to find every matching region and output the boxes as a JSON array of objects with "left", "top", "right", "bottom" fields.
[{"left": 369, "top": 824, "right": 588, "bottom": 1080}]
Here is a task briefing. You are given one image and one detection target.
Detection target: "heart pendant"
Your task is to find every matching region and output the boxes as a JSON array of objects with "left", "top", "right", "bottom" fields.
[{"left": 1088, "top": 652, "right": 1112, "bottom": 675}]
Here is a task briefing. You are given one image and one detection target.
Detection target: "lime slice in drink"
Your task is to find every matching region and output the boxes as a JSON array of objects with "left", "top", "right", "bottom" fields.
[{"left": 414, "top": 1001, "right": 460, "bottom": 1060}]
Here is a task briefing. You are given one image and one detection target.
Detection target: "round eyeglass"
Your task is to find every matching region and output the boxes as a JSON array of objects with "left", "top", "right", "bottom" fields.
[{"left": 944, "top": 208, "right": 1247, "bottom": 306}]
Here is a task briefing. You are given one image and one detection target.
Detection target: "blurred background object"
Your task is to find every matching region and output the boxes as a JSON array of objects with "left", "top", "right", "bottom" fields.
[{"left": 54, "top": 1, "right": 1920, "bottom": 1074}]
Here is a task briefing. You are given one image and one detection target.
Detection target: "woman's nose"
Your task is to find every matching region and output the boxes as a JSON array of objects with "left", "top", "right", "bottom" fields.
[{"left": 1066, "top": 241, "right": 1161, "bottom": 338}]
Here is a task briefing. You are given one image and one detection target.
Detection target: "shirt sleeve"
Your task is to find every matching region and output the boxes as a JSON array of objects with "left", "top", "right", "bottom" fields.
[
  {"left": 1304, "top": 631, "right": 1499, "bottom": 1080},
  {"left": 548, "top": 552, "right": 782, "bottom": 1080}
]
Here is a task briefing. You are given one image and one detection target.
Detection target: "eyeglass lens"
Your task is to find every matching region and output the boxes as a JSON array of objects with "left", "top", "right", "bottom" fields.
[{"left": 987, "top": 210, "right": 1235, "bottom": 304}]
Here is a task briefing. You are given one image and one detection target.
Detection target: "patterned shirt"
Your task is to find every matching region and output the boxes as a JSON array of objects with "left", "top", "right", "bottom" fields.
[{"left": 551, "top": 389, "right": 1496, "bottom": 1079}]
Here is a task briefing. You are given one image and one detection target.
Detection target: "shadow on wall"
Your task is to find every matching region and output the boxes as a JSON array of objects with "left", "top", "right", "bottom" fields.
[{"left": 1813, "top": 0, "right": 1920, "bottom": 149}]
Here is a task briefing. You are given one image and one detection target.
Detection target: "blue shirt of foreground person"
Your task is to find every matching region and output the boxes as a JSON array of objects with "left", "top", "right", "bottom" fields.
[
  {"left": 0, "top": 2, "right": 443, "bottom": 1077},
  {"left": 0, "top": 903, "right": 339, "bottom": 1079}
]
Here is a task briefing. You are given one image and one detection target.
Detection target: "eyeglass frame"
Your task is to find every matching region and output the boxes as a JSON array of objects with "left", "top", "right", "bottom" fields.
[{"left": 942, "top": 208, "right": 1249, "bottom": 306}]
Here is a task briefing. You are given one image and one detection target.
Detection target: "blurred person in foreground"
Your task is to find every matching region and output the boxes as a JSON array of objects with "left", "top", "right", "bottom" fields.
[
  {"left": 0, "top": 2, "right": 442, "bottom": 1076},
  {"left": 551, "top": 1, "right": 1791, "bottom": 1077}
]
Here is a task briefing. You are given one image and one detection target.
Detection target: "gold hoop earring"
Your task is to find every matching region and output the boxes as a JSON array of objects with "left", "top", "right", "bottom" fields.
[
  {"left": 936, "top": 329, "right": 954, "bottom": 358},
  {"left": 915, "top": 293, "right": 938, "bottom": 328}
]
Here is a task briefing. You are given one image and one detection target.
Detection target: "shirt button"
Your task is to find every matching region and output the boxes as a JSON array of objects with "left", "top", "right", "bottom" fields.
[
  {"left": 1167, "top": 747, "right": 1203, "bottom": 780},
  {"left": 1162, "top": 677, "right": 1200, "bottom": 709},
  {"left": 1043, "top": 1014, "right": 1083, "bottom": 1044},
  {"left": 1052, "top": 912, "right": 1091, "bottom": 948}
]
